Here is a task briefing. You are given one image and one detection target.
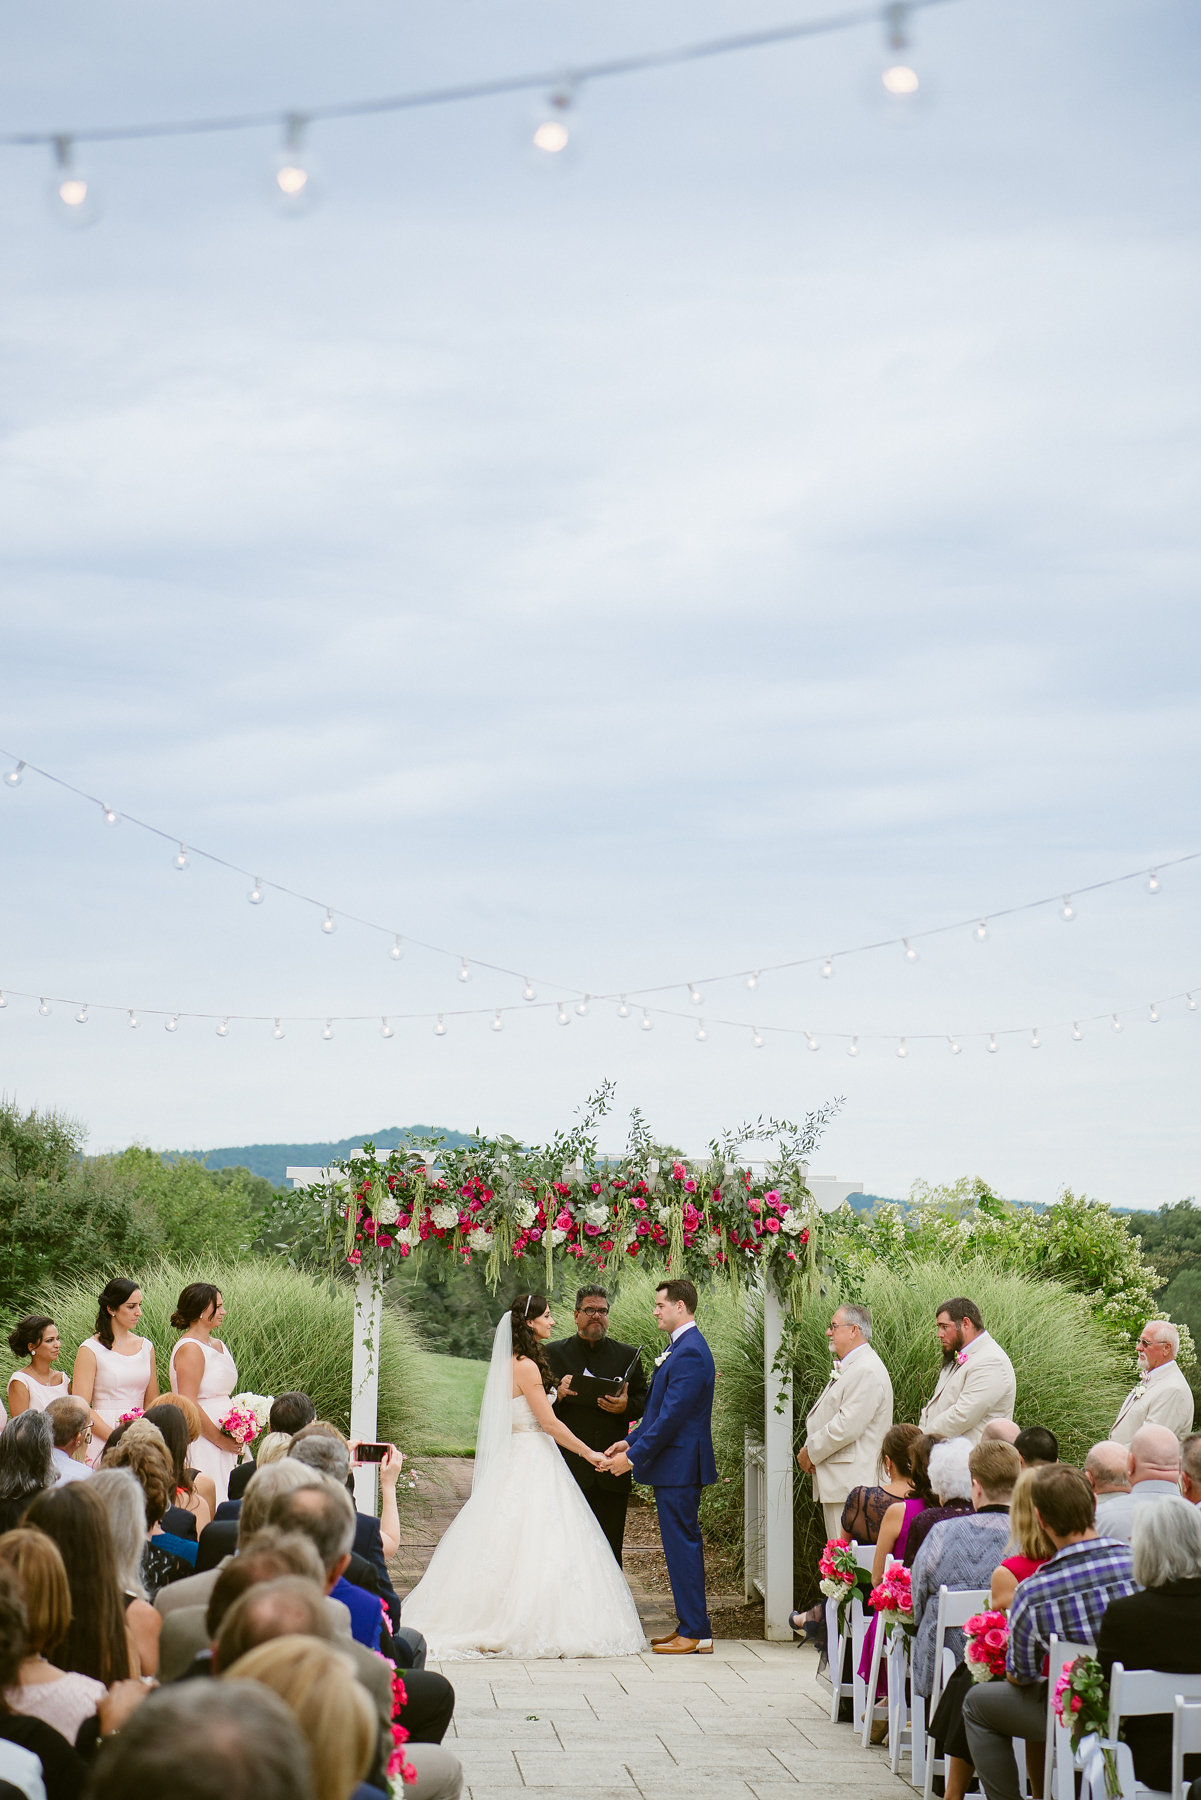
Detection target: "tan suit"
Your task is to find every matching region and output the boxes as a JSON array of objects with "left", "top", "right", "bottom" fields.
[
  {"left": 804, "top": 1343, "right": 894, "bottom": 1538},
  {"left": 918, "top": 1331, "right": 1016, "bottom": 1446},
  {"left": 1111, "top": 1360, "right": 1196, "bottom": 1444}
]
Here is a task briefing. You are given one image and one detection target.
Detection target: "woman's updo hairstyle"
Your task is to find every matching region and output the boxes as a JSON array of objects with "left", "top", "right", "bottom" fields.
[
  {"left": 7, "top": 1314, "right": 55, "bottom": 1359},
  {"left": 94, "top": 1278, "right": 140, "bottom": 1349},
  {"left": 880, "top": 1422, "right": 923, "bottom": 1479},
  {"left": 510, "top": 1293, "right": 554, "bottom": 1391},
  {"left": 171, "top": 1282, "right": 221, "bottom": 1332}
]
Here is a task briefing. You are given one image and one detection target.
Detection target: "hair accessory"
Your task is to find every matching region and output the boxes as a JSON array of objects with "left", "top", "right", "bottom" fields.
[{"left": 523, "top": 1294, "right": 533, "bottom": 1318}]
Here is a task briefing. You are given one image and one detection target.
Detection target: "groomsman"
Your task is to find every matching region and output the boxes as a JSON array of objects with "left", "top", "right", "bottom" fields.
[
  {"left": 546, "top": 1286, "right": 649, "bottom": 1565},
  {"left": 796, "top": 1304, "right": 894, "bottom": 1539},
  {"left": 919, "top": 1297, "right": 1016, "bottom": 1447},
  {"left": 1112, "top": 1321, "right": 1195, "bottom": 1442}
]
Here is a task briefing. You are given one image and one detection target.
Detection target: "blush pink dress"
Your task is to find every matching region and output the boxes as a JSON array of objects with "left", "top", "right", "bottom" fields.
[
  {"left": 6, "top": 1368, "right": 69, "bottom": 1414},
  {"left": 79, "top": 1335, "right": 154, "bottom": 1466},
  {"left": 170, "top": 1337, "right": 239, "bottom": 1503}
]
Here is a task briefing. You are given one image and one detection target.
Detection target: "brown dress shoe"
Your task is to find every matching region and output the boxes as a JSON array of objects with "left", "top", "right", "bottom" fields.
[
  {"left": 651, "top": 1635, "right": 713, "bottom": 1655},
  {"left": 650, "top": 1629, "right": 680, "bottom": 1644}
]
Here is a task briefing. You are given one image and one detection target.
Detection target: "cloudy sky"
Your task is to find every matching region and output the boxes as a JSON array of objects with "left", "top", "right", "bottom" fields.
[{"left": 1, "top": 0, "right": 1198, "bottom": 1207}]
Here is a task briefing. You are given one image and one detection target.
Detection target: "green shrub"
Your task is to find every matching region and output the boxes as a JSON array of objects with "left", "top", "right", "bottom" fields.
[
  {"left": 1, "top": 1259, "right": 433, "bottom": 1455},
  {"left": 98, "top": 1150, "right": 276, "bottom": 1263}
]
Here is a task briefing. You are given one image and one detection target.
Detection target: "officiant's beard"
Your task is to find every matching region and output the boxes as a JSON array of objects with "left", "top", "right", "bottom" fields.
[{"left": 576, "top": 1316, "right": 608, "bottom": 1344}]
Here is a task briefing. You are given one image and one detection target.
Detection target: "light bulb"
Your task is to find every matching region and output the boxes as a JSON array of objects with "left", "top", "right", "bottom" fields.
[
  {"left": 1062, "top": 896, "right": 1075, "bottom": 921},
  {"left": 165, "top": 1015, "right": 179, "bottom": 1033},
  {"left": 947, "top": 1036, "right": 961, "bottom": 1055},
  {"left": 458, "top": 960, "right": 470, "bottom": 983},
  {"left": 1031, "top": 1028, "right": 1041, "bottom": 1050},
  {"left": 618, "top": 996, "right": 630, "bottom": 1018},
  {"left": 987, "top": 1034, "right": 998, "bottom": 1054},
  {"left": 523, "top": 979, "right": 536, "bottom": 1002},
  {"left": 575, "top": 995, "right": 590, "bottom": 1017},
  {"left": 903, "top": 938, "right": 917, "bottom": 962},
  {"left": 491, "top": 1012, "right": 503, "bottom": 1032},
  {"left": 820, "top": 956, "right": 834, "bottom": 979},
  {"left": 274, "top": 114, "right": 315, "bottom": 212},
  {"left": 1188, "top": 994, "right": 1198, "bottom": 1012},
  {"left": 1149, "top": 1004, "right": 1159, "bottom": 1023},
  {"left": 847, "top": 1036, "right": 860, "bottom": 1057},
  {"left": 974, "top": 919, "right": 988, "bottom": 942},
  {"left": 879, "top": 4, "right": 920, "bottom": 102},
  {"left": 746, "top": 971, "right": 759, "bottom": 990},
  {"left": 128, "top": 1011, "right": 138, "bottom": 1029},
  {"left": 696, "top": 1024, "right": 707, "bottom": 1042},
  {"left": 4, "top": 762, "right": 24, "bottom": 786},
  {"left": 434, "top": 1015, "right": 447, "bottom": 1037},
  {"left": 751, "top": 1027, "right": 764, "bottom": 1049},
  {"left": 557, "top": 1004, "right": 570, "bottom": 1027},
  {"left": 272, "top": 1019, "right": 285, "bottom": 1040},
  {"left": 896, "top": 1037, "right": 908, "bottom": 1058},
  {"left": 102, "top": 806, "right": 119, "bottom": 826},
  {"left": 1072, "top": 1021, "right": 1084, "bottom": 1041},
  {"left": 642, "top": 1011, "right": 654, "bottom": 1032},
  {"left": 248, "top": 879, "right": 264, "bottom": 905},
  {"left": 389, "top": 935, "right": 403, "bottom": 961},
  {"left": 75, "top": 1005, "right": 88, "bottom": 1024},
  {"left": 49, "top": 137, "right": 99, "bottom": 228},
  {"left": 322, "top": 1019, "right": 334, "bottom": 1040},
  {"left": 0, "top": 991, "right": 7, "bottom": 1008},
  {"left": 321, "top": 910, "right": 336, "bottom": 934},
  {"left": 532, "top": 84, "right": 575, "bottom": 157},
  {"left": 882, "top": 60, "right": 920, "bottom": 96},
  {"left": 1148, "top": 870, "right": 1160, "bottom": 893},
  {"left": 38, "top": 998, "right": 50, "bottom": 1016},
  {"left": 805, "top": 1032, "right": 819, "bottom": 1053},
  {"left": 380, "top": 1018, "right": 394, "bottom": 1039},
  {"left": 174, "top": 844, "right": 188, "bottom": 870},
  {"left": 1111, "top": 1013, "right": 1123, "bottom": 1033},
  {"left": 216, "top": 1018, "right": 230, "bottom": 1038},
  {"left": 688, "top": 983, "right": 703, "bottom": 1005}
]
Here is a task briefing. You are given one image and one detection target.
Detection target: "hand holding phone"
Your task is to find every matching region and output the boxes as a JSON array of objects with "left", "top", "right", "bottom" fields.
[{"left": 353, "top": 1441, "right": 388, "bottom": 1463}]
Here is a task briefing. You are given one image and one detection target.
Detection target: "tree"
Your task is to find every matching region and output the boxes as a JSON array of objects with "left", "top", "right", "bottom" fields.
[{"left": 1126, "top": 1199, "right": 1201, "bottom": 1286}]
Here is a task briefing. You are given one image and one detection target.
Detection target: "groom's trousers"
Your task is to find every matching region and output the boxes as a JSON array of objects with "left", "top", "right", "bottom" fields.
[{"left": 655, "top": 1484, "right": 711, "bottom": 1640}]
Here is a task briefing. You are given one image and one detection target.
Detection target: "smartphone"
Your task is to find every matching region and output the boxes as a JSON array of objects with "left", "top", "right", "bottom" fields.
[{"left": 355, "top": 1442, "right": 388, "bottom": 1463}]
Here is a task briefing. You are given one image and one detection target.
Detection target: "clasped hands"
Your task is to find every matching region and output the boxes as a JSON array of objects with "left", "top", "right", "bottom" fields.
[{"left": 593, "top": 1438, "right": 633, "bottom": 1477}]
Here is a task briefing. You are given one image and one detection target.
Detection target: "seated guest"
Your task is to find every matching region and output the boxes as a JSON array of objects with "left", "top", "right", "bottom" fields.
[
  {"left": 840, "top": 1422, "right": 923, "bottom": 1546},
  {"left": 158, "top": 1532, "right": 328, "bottom": 1684},
  {"left": 979, "top": 1420, "right": 1021, "bottom": 1446},
  {"left": 0, "top": 1527, "right": 108, "bottom": 1741},
  {"left": 144, "top": 1402, "right": 212, "bottom": 1534},
  {"left": 85, "top": 1679, "right": 315, "bottom": 1800},
  {"left": 1084, "top": 1440, "right": 1132, "bottom": 1534},
  {"left": 1015, "top": 1426, "right": 1058, "bottom": 1468},
  {"left": 1097, "top": 1498, "right": 1201, "bottom": 1793},
  {"left": 89, "top": 1469, "right": 164, "bottom": 1678},
  {"left": 1086, "top": 1423, "right": 1183, "bottom": 1544},
  {"left": 44, "top": 1398, "right": 92, "bottom": 1486},
  {"left": 871, "top": 1433, "right": 937, "bottom": 1582},
  {"left": 23, "top": 1484, "right": 132, "bottom": 1685},
  {"left": 904, "top": 1437, "right": 975, "bottom": 1566},
  {"left": 150, "top": 1392, "right": 218, "bottom": 1519},
  {"left": 0, "top": 1414, "right": 55, "bottom": 1533},
  {"left": 962, "top": 1464, "right": 1138, "bottom": 1800},
  {"left": 1181, "top": 1432, "right": 1201, "bottom": 1505},
  {"left": 100, "top": 1421, "right": 193, "bottom": 1593},
  {"left": 215, "top": 1435, "right": 290, "bottom": 1518},
  {"left": 288, "top": 1424, "right": 404, "bottom": 1634},
  {"left": 0, "top": 1568, "right": 92, "bottom": 1797},
  {"left": 912, "top": 1441, "right": 1021, "bottom": 1701},
  {"left": 156, "top": 1462, "right": 321, "bottom": 1616}
]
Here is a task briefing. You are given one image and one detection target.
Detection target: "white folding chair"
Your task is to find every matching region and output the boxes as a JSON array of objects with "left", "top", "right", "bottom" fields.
[
  {"left": 1084, "top": 1667, "right": 1201, "bottom": 1800},
  {"left": 859, "top": 1555, "right": 898, "bottom": 1748},
  {"left": 1171, "top": 1696, "right": 1201, "bottom": 1800},
  {"left": 826, "top": 1543, "right": 876, "bottom": 1727},
  {"left": 889, "top": 1628, "right": 927, "bottom": 1783},
  {"left": 1044, "top": 1635, "right": 1096, "bottom": 1800},
  {"left": 920, "top": 1587, "right": 990, "bottom": 1800}
]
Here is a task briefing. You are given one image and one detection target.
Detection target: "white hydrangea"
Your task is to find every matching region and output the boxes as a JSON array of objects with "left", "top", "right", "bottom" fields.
[
  {"left": 819, "top": 1578, "right": 846, "bottom": 1600},
  {"left": 430, "top": 1202, "right": 459, "bottom": 1230},
  {"left": 395, "top": 1225, "right": 420, "bottom": 1246},
  {"left": 584, "top": 1203, "right": 610, "bottom": 1227},
  {"left": 780, "top": 1209, "right": 806, "bottom": 1237},
  {"left": 375, "top": 1195, "right": 401, "bottom": 1226},
  {"left": 513, "top": 1201, "right": 538, "bottom": 1230},
  {"left": 655, "top": 1205, "right": 673, "bottom": 1226},
  {"left": 468, "top": 1227, "right": 493, "bottom": 1252},
  {"left": 550, "top": 1228, "right": 568, "bottom": 1247}
]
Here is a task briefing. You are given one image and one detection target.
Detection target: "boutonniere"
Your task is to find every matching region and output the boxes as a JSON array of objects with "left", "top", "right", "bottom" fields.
[
  {"left": 955, "top": 1349, "right": 969, "bottom": 1366},
  {"left": 654, "top": 1349, "right": 672, "bottom": 1368}
]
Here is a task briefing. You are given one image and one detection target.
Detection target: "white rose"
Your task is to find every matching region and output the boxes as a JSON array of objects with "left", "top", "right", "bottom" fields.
[
  {"left": 819, "top": 1578, "right": 845, "bottom": 1600},
  {"left": 550, "top": 1228, "right": 568, "bottom": 1247},
  {"left": 468, "top": 1227, "right": 493, "bottom": 1252},
  {"left": 430, "top": 1202, "right": 459, "bottom": 1230},
  {"left": 514, "top": 1202, "right": 538, "bottom": 1230},
  {"left": 780, "top": 1210, "right": 805, "bottom": 1236},
  {"left": 655, "top": 1205, "right": 673, "bottom": 1226},
  {"left": 584, "top": 1203, "right": 609, "bottom": 1227}
]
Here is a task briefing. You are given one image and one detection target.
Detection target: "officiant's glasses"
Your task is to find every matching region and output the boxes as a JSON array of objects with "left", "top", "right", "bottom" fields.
[{"left": 579, "top": 1305, "right": 610, "bottom": 1317}]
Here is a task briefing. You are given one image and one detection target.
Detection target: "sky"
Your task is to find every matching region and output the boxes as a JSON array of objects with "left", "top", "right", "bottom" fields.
[{"left": 1, "top": 0, "right": 1199, "bottom": 1208}]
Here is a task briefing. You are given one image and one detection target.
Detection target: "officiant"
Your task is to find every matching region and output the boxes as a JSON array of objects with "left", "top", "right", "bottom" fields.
[{"left": 547, "top": 1285, "right": 649, "bottom": 1565}]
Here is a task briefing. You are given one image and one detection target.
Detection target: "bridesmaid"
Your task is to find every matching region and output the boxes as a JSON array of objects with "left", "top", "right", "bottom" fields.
[
  {"left": 6, "top": 1316, "right": 69, "bottom": 1415},
  {"left": 70, "top": 1278, "right": 158, "bottom": 1465},
  {"left": 169, "top": 1283, "right": 240, "bottom": 1504}
]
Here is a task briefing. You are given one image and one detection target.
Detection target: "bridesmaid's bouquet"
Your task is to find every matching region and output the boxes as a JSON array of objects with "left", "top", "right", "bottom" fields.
[
  {"left": 964, "top": 1609, "right": 1009, "bottom": 1681},
  {"left": 218, "top": 1391, "right": 274, "bottom": 1449}
]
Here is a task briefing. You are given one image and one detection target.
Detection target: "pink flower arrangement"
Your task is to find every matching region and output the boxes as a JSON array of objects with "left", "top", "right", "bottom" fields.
[
  {"left": 964, "top": 1610, "right": 1009, "bottom": 1681},
  {"left": 868, "top": 1563, "right": 914, "bottom": 1636},
  {"left": 117, "top": 1408, "right": 144, "bottom": 1426},
  {"left": 819, "top": 1536, "right": 870, "bottom": 1624}
]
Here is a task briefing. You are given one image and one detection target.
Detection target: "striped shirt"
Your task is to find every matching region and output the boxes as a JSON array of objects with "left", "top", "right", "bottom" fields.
[{"left": 1007, "top": 1537, "right": 1138, "bottom": 1683}]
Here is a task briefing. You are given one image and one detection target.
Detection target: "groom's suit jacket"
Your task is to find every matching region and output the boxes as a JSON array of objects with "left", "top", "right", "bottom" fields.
[
  {"left": 918, "top": 1331, "right": 1016, "bottom": 1446},
  {"left": 546, "top": 1333, "right": 649, "bottom": 1495},
  {"left": 804, "top": 1344, "right": 894, "bottom": 1505},
  {"left": 627, "top": 1325, "right": 717, "bottom": 1489}
]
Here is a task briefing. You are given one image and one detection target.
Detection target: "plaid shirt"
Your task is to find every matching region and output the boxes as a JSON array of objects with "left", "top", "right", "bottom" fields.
[{"left": 1007, "top": 1537, "right": 1138, "bottom": 1683}]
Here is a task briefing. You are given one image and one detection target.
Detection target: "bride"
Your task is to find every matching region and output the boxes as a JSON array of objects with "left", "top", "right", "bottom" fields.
[{"left": 401, "top": 1292, "right": 646, "bottom": 1659}]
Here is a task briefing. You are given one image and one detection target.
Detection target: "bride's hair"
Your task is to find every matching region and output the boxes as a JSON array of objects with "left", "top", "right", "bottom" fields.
[{"left": 510, "top": 1293, "right": 553, "bottom": 1391}]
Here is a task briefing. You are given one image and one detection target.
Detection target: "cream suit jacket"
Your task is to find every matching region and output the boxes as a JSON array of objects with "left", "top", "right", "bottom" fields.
[
  {"left": 1111, "top": 1359, "right": 1195, "bottom": 1444},
  {"left": 918, "top": 1332, "right": 1016, "bottom": 1446},
  {"left": 804, "top": 1343, "right": 894, "bottom": 1504}
]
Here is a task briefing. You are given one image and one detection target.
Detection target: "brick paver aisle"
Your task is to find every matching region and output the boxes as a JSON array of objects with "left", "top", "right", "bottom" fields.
[{"left": 438, "top": 1640, "right": 915, "bottom": 1800}]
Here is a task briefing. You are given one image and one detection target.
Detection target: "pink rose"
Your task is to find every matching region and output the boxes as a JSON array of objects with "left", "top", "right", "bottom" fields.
[
  {"left": 764, "top": 1218, "right": 781, "bottom": 1234},
  {"left": 1070, "top": 1695, "right": 1082, "bottom": 1713},
  {"left": 984, "top": 1628, "right": 1007, "bottom": 1651},
  {"left": 347, "top": 1249, "right": 362, "bottom": 1265},
  {"left": 684, "top": 1179, "right": 697, "bottom": 1193}
]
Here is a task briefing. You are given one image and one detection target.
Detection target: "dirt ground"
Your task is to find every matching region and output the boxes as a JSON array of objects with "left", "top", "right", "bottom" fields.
[{"left": 622, "top": 1492, "right": 766, "bottom": 1639}]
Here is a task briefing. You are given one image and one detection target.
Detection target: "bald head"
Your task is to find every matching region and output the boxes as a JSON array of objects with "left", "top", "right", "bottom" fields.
[
  {"left": 1085, "top": 1441, "right": 1132, "bottom": 1495},
  {"left": 980, "top": 1419, "right": 1021, "bottom": 1446},
  {"left": 213, "top": 1577, "right": 332, "bottom": 1673},
  {"left": 1130, "top": 1423, "right": 1182, "bottom": 1485}
]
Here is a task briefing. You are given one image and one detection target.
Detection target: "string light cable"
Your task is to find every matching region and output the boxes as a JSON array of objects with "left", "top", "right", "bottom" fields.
[{"left": 3, "top": 744, "right": 1198, "bottom": 1010}]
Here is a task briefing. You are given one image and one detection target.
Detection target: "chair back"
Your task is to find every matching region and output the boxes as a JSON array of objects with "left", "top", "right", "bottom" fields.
[
  {"left": 1171, "top": 1696, "right": 1201, "bottom": 1800},
  {"left": 1107, "top": 1664, "right": 1201, "bottom": 1739},
  {"left": 1044, "top": 1635, "right": 1096, "bottom": 1800},
  {"left": 852, "top": 1541, "right": 876, "bottom": 1575},
  {"left": 930, "top": 1586, "right": 989, "bottom": 1710}
]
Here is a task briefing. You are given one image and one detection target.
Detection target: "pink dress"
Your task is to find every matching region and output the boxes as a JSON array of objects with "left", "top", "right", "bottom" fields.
[
  {"left": 170, "top": 1337, "right": 238, "bottom": 1503},
  {"left": 6, "top": 1368, "right": 69, "bottom": 1414},
  {"left": 859, "top": 1495, "right": 928, "bottom": 1694},
  {"left": 79, "top": 1336, "right": 154, "bottom": 1466},
  {"left": 4, "top": 1671, "right": 107, "bottom": 1742}
]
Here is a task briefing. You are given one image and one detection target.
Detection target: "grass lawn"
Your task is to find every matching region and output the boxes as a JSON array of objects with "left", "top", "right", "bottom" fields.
[{"left": 409, "top": 1351, "right": 488, "bottom": 1455}]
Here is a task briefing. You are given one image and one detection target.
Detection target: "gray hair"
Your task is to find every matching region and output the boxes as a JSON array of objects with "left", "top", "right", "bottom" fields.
[
  {"left": 86, "top": 1678, "right": 314, "bottom": 1800},
  {"left": 239, "top": 1459, "right": 323, "bottom": 1543},
  {"left": 1183, "top": 1434, "right": 1201, "bottom": 1486},
  {"left": 288, "top": 1435, "right": 350, "bottom": 1484},
  {"left": 0, "top": 1410, "right": 54, "bottom": 1501},
  {"left": 1144, "top": 1320, "right": 1180, "bottom": 1356},
  {"left": 838, "top": 1303, "right": 873, "bottom": 1342},
  {"left": 266, "top": 1476, "right": 355, "bottom": 1576},
  {"left": 90, "top": 1468, "right": 150, "bottom": 1600},
  {"left": 1131, "top": 1495, "right": 1201, "bottom": 1587},
  {"left": 927, "top": 1436, "right": 974, "bottom": 1504}
]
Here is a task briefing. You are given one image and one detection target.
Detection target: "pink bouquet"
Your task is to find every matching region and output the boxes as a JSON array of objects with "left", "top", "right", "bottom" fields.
[
  {"left": 117, "top": 1408, "right": 145, "bottom": 1426},
  {"left": 218, "top": 1392, "right": 273, "bottom": 1449},
  {"left": 1053, "top": 1656, "right": 1116, "bottom": 1797},
  {"left": 868, "top": 1563, "right": 914, "bottom": 1638},
  {"left": 964, "top": 1610, "right": 1009, "bottom": 1681}
]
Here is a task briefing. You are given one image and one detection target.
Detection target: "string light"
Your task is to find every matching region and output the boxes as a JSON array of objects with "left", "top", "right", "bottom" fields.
[
  {"left": 380, "top": 1017, "right": 394, "bottom": 1039},
  {"left": 947, "top": 1036, "right": 961, "bottom": 1054},
  {"left": 272, "top": 1018, "right": 285, "bottom": 1039},
  {"left": 458, "top": 960, "right": 470, "bottom": 983},
  {"left": 434, "top": 1016, "right": 447, "bottom": 1036},
  {"left": 1188, "top": 994, "right": 1198, "bottom": 1012},
  {"left": 752, "top": 1027, "right": 764, "bottom": 1048},
  {"left": 574, "top": 995, "right": 590, "bottom": 1017},
  {"left": 618, "top": 997, "right": 630, "bottom": 1018},
  {"left": 821, "top": 956, "right": 834, "bottom": 979},
  {"left": 248, "top": 879, "right": 264, "bottom": 905},
  {"left": 804, "top": 1032, "right": 819, "bottom": 1052},
  {"left": 903, "top": 938, "right": 917, "bottom": 962},
  {"left": 1072, "top": 1021, "right": 1083, "bottom": 1041},
  {"left": 1149, "top": 1004, "right": 1159, "bottom": 1023},
  {"left": 974, "top": 919, "right": 988, "bottom": 941},
  {"left": 987, "top": 1034, "right": 998, "bottom": 1054},
  {"left": 174, "top": 844, "right": 188, "bottom": 870},
  {"left": 38, "top": 998, "right": 50, "bottom": 1016},
  {"left": 896, "top": 1037, "right": 908, "bottom": 1057},
  {"left": 688, "top": 983, "right": 703, "bottom": 1005},
  {"left": 557, "top": 1004, "right": 570, "bottom": 1027},
  {"left": 128, "top": 1011, "right": 138, "bottom": 1028},
  {"left": 642, "top": 1011, "right": 655, "bottom": 1032},
  {"left": 746, "top": 972, "right": 759, "bottom": 990},
  {"left": 322, "top": 1019, "right": 334, "bottom": 1040},
  {"left": 532, "top": 83, "right": 574, "bottom": 156},
  {"left": 166, "top": 1014, "right": 179, "bottom": 1032},
  {"left": 274, "top": 114, "right": 313, "bottom": 211},
  {"left": 322, "top": 910, "right": 336, "bottom": 935},
  {"left": 1061, "top": 896, "right": 1075, "bottom": 921},
  {"left": 75, "top": 1005, "right": 88, "bottom": 1024},
  {"left": 696, "top": 1023, "right": 708, "bottom": 1043},
  {"left": 216, "top": 1018, "right": 230, "bottom": 1038},
  {"left": 0, "top": 993, "right": 7, "bottom": 1009},
  {"left": 1148, "top": 870, "right": 1160, "bottom": 893},
  {"left": 49, "top": 136, "right": 97, "bottom": 227},
  {"left": 1030, "top": 1028, "right": 1040, "bottom": 1049},
  {"left": 490, "top": 1012, "right": 503, "bottom": 1032},
  {"left": 389, "top": 936, "right": 403, "bottom": 961},
  {"left": 847, "top": 1036, "right": 859, "bottom": 1057},
  {"left": 523, "top": 979, "right": 536, "bottom": 1002},
  {"left": 1111, "top": 1013, "right": 1123, "bottom": 1032},
  {"left": 102, "top": 806, "right": 119, "bottom": 827},
  {"left": 4, "top": 762, "right": 24, "bottom": 786}
]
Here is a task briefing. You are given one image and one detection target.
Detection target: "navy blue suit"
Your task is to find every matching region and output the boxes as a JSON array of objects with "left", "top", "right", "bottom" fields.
[{"left": 628, "top": 1324, "right": 716, "bottom": 1639}]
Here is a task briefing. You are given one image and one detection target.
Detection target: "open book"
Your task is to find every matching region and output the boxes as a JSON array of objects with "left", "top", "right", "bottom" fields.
[{"left": 568, "top": 1346, "right": 644, "bottom": 1402}]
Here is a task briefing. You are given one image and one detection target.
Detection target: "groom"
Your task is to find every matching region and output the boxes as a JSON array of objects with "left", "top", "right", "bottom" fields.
[{"left": 603, "top": 1277, "right": 717, "bottom": 1655}]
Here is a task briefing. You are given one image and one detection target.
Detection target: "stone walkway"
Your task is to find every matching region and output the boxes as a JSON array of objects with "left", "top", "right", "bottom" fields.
[{"left": 437, "top": 1639, "right": 915, "bottom": 1800}]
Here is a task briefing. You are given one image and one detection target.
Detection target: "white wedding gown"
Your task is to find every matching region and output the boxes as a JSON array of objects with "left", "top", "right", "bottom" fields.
[{"left": 401, "top": 1391, "right": 646, "bottom": 1660}]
